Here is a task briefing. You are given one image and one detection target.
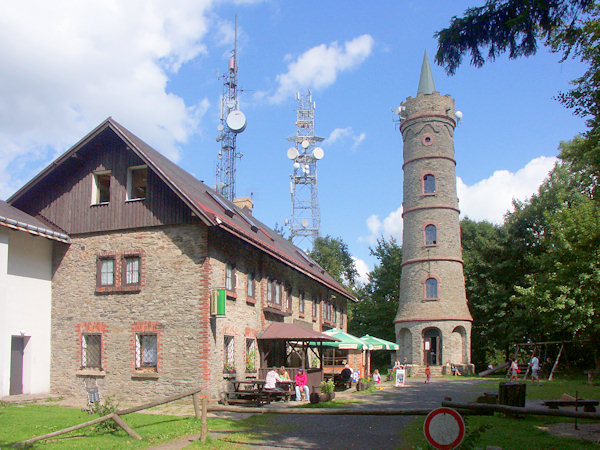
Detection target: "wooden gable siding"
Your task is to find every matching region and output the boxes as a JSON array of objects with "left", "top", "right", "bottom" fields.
[{"left": 12, "top": 129, "right": 195, "bottom": 234}]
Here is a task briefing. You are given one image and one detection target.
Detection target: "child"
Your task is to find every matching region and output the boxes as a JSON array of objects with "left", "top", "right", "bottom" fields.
[
  {"left": 425, "top": 365, "right": 431, "bottom": 383},
  {"left": 373, "top": 369, "right": 381, "bottom": 384}
]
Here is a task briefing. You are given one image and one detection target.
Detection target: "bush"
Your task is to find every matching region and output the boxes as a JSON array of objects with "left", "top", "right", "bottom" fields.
[
  {"left": 90, "top": 396, "right": 120, "bottom": 434},
  {"left": 320, "top": 379, "right": 335, "bottom": 394}
]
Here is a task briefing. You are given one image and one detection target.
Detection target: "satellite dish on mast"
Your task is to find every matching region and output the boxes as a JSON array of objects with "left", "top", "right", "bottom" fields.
[
  {"left": 301, "top": 139, "right": 310, "bottom": 149},
  {"left": 226, "top": 110, "right": 247, "bottom": 133},
  {"left": 301, "top": 219, "right": 309, "bottom": 228},
  {"left": 287, "top": 147, "right": 299, "bottom": 159},
  {"left": 312, "top": 147, "right": 324, "bottom": 160}
]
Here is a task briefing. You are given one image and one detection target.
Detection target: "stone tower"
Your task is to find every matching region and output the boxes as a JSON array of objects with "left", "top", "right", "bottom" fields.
[{"left": 394, "top": 51, "right": 473, "bottom": 369}]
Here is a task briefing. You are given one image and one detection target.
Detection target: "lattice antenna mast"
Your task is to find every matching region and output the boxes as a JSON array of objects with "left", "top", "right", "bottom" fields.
[
  {"left": 215, "top": 15, "right": 246, "bottom": 201},
  {"left": 286, "top": 90, "right": 324, "bottom": 249}
]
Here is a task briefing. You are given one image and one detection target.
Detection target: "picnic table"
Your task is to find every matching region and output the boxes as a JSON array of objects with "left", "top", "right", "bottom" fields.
[{"left": 224, "top": 379, "right": 295, "bottom": 406}]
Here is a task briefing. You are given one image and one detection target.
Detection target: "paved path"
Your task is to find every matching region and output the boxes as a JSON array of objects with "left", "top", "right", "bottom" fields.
[{"left": 150, "top": 378, "right": 487, "bottom": 450}]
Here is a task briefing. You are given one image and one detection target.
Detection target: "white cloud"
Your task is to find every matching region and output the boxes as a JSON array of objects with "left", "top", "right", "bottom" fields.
[
  {"left": 0, "top": 0, "right": 216, "bottom": 197},
  {"left": 359, "top": 155, "right": 557, "bottom": 245},
  {"left": 457, "top": 156, "right": 557, "bottom": 223},
  {"left": 325, "top": 127, "right": 366, "bottom": 150},
  {"left": 352, "top": 256, "right": 371, "bottom": 285},
  {"left": 261, "top": 34, "right": 374, "bottom": 104}
]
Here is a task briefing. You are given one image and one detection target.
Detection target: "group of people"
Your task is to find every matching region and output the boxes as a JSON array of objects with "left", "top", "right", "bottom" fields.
[
  {"left": 264, "top": 366, "right": 311, "bottom": 401},
  {"left": 509, "top": 354, "right": 542, "bottom": 385}
]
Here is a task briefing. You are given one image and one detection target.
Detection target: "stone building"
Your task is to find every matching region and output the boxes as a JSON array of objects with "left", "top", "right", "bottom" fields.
[
  {"left": 394, "top": 53, "right": 473, "bottom": 373},
  {"left": 8, "top": 118, "right": 354, "bottom": 402}
]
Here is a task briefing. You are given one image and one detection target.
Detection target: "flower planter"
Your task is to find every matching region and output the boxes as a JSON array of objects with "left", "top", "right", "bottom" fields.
[{"left": 319, "top": 392, "right": 335, "bottom": 402}]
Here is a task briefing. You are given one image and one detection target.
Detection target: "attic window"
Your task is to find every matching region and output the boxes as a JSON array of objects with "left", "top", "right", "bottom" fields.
[
  {"left": 92, "top": 171, "right": 111, "bottom": 204},
  {"left": 127, "top": 166, "right": 147, "bottom": 201}
]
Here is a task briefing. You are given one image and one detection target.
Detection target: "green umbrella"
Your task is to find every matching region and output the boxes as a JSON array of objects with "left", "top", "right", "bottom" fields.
[
  {"left": 309, "top": 328, "right": 373, "bottom": 350},
  {"left": 360, "top": 334, "right": 399, "bottom": 351}
]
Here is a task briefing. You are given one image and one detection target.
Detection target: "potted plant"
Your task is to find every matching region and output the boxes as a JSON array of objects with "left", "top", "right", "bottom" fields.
[
  {"left": 245, "top": 350, "right": 257, "bottom": 372},
  {"left": 357, "top": 377, "right": 372, "bottom": 391},
  {"left": 223, "top": 363, "right": 236, "bottom": 375},
  {"left": 319, "top": 379, "right": 335, "bottom": 402}
]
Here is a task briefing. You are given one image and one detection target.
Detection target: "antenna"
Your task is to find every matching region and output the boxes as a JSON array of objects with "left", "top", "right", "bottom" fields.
[
  {"left": 286, "top": 90, "right": 324, "bottom": 248},
  {"left": 215, "top": 14, "right": 246, "bottom": 201}
]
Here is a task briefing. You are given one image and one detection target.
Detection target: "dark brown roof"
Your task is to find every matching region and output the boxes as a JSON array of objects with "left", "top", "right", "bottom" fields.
[
  {"left": 258, "top": 322, "right": 341, "bottom": 341},
  {"left": 8, "top": 118, "right": 355, "bottom": 302},
  {"left": 0, "top": 200, "right": 70, "bottom": 243}
]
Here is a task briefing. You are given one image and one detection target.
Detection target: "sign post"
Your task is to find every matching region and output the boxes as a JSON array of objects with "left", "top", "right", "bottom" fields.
[
  {"left": 423, "top": 407, "right": 465, "bottom": 450},
  {"left": 395, "top": 368, "right": 406, "bottom": 387}
]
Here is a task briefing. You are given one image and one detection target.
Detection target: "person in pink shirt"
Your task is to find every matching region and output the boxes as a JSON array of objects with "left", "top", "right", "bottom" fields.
[{"left": 295, "top": 368, "right": 310, "bottom": 401}]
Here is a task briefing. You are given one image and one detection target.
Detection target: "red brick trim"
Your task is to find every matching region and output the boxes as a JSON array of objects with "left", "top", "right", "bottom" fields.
[
  {"left": 76, "top": 321, "right": 109, "bottom": 371},
  {"left": 245, "top": 328, "right": 258, "bottom": 338},
  {"left": 402, "top": 205, "right": 460, "bottom": 217},
  {"left": 95, "top": 249, "right": 145, "bottom": 294},
  {"left": 402, "top": 155, "right": 456, "bottom": 170},
  {"left": 394, "top": 317, "right": 473, "bottom": 324},
  {"left": 401, "top": 256, "right": 463, "bottom": 267}
]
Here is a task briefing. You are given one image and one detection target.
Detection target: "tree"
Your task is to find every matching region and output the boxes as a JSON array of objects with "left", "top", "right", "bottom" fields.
[
  {"left": 350, "top": 237, "right": 402, "bottom": 365},
  {"left": 308, "top": 235, "right": 358, "bottom": 289},
  {"left": 435, "top": 0, "right": 593, "bottom": 75}
]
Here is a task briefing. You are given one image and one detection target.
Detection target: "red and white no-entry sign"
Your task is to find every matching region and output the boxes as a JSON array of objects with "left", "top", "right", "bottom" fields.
[{"left": 423, "top": 407, "right": 465, "bottom": 450}]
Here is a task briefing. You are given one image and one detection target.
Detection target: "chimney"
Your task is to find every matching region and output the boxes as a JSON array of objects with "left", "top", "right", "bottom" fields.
[{"left": 233, "top": 197, "right": 253, "bottom": 214}]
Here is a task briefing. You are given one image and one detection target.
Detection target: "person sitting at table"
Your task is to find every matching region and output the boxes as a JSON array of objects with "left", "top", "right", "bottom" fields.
[
  {"left": 264, "top": 368, "right": 283, "bottom": 391},
  {"left": 341, "top": 364, "right": 352, "bottom": 382},
  {"left": 294, "top": 368, "right": 310, "bottom": 401},
  {"left": 279, "top": 366, "right": 290, "bottom": 381}
]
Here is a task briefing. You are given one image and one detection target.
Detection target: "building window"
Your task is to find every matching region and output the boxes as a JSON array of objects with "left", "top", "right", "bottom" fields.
[
  {"left": 246, "top": 338, "right": 257, "bottom": 373},
  {"left": 127, "top": 165, "right": 148, "bottom": 200},
  {"left": 123, "top": 256, "right": 140, "bottom": 285},
  {"left": 286, "top": 287, "right": 292, "bottom": 311},
  {"left": 247, "top": 273, "right": 255, "bottom": 298},
  {"left": 340, "top": 309, "right": 344, "bottom": 328},
  {"left": 135, "top": 333, "right": 157, "bottom": 369},
  {"left": 312, "top": 297, "right": 318, "bottom": 318},
  {"left": 92, "top": 171, "right": 111, "bottom": 204},
  {"left": 225, "top": 264, "right": 235, "bottom": 291},
  {"left": 425, "top": 224, "right": 437, "bottom": 245},
  {"left": 423, "top": 174, "right": 436, "bottom": 194},
  {"left": 267, "top": 280, "right": 273, "bottom": 302},
  {"left": 98, "top": 258, "right": 114, "bottom": 286},
  {"left": 425, "top": 277, "right": 438, "bottom": 299},
  {"left": 224, "top": 335, "right": 235, "bottom": 373},
  {"left": 332, "top": 304, "right": 337, "bottom": 324},
  {"left": 81, "top": 334, "right": 102, "bottom": 369},
  {"left": 299, "top": 292, "right": 305, "bottom": 314},
  {"left": 273, "top": 282, "right": 282, "bottom": 305}
]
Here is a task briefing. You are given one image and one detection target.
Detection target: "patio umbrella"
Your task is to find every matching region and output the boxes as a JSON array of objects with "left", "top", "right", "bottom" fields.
[
  {"left": 360, "top": 334, "right": 399, "bottom": 351},
  {"left": 313, "top": 328, "right": 373, "bottom": 350}
]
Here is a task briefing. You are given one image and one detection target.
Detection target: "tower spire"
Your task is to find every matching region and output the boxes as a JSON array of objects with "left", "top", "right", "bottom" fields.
[{"left": 417, "top": 50, "right": 436, "bottom": 95}]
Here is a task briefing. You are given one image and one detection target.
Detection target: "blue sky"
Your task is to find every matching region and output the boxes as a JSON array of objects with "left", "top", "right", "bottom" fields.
[{"left": 0, "top": 1, "right": 587, "bottom": 282}]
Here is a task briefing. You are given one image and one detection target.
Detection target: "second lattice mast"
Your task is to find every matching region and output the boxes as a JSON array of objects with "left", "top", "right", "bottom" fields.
[{"left": 286, "top": 90, "right": 324, "bottom": 249}]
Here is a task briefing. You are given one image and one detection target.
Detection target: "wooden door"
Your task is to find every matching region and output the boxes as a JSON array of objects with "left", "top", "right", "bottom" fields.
[{"left": 10, "top": 336, "right": 24, "bottom": 395}]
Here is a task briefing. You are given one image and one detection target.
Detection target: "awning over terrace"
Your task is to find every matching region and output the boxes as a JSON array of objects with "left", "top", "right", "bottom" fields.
[
  {"left": 308, "top": 328, "right": 373, "bottom": 350},
  {"left": 257, "top": 322, "right": 340, "bottom": 342},
  {"left": 360, "top": 335, "right": 399, "bottom": 351}
]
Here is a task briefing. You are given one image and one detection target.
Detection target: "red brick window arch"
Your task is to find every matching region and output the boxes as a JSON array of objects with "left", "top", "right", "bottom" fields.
[
  {"left": 76, "top": 322, "right": 108, "bottom": 371},
  {"left": 423, "top": 174, "right": 436, "bottom": 195},
  {"left": 424, "top": 276, "right": 440, "bottom": 300},
  {"left": 130, "top": 321, "right": 163, "bottom": 373},
  {"left": 424, "top": 224, "right": 437, "bottom": 246}
]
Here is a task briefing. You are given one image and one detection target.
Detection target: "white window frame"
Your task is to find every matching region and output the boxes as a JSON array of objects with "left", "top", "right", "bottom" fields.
[
  {"left": 124, "top": 256, "right": 140, "bottom": 285},
  {"left": 100, "top": 258, "right": 114, "bottom": 286},
  {"left": 91, "top": 170, "right": 111, "bottom": 204},
  {"left": 135, "top": 333, "right": 158, "bottom": 370}
]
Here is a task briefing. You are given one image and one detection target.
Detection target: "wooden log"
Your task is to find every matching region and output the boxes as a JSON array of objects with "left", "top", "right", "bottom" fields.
[
  {"left": 478, "top": 362, "right": 509, "bottom": 377},
  {"left": 193, "top": 392, "right": 201, "bottom": 420},
  {"left": 111, "top": 414, "right": 142, "bottom": 440},
  {"left": 201, "top": 397, "right": 208, "bottom": 443},
  {"left": 14, "top": 413, "right": 115, "bottom": 446},
  {"left": 207, "top": 405, "right": 432, "bottom": 415},
  {"left": 442, "top": 401, "right": 600, "bottom": 420},
  {"left": 116, "top": 387, "right": 203, "bottom": 415}
]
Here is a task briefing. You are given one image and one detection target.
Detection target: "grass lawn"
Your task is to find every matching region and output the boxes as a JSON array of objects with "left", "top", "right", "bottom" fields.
[
  {"left": 399, "top": 414, "right": 599, "bottom": 449},
  {"left": 0, "top": 402, "right": 274, "bottom": 448}
]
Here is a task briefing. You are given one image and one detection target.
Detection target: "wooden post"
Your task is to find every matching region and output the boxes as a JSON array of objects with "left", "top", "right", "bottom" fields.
[
  {"left": 549, "top": 343, "right": 564, "bottom": 381},
  {"left": 201, "top": 396, "right": 208, "bottom": 443},
  {"left": 193, "top": 392, "right": 201, "bottom": 420},
  {"left": 112, "top": 414, "right": 142, "bottom": 440}
]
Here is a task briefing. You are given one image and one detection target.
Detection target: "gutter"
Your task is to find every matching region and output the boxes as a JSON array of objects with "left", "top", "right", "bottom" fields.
[{"left": 0, "top": 215, "right": 71, "bottom": 243}]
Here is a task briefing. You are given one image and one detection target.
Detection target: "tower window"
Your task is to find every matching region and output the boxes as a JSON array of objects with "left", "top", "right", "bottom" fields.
[
  {"left": 425, "top": 225, "right": 437, "bottom": 246},
  {"left": 423, "top": 174, "right": 436, "bottom": 194},
  {"left": 425, "top": 278, "right": 438, "bottom": 299}
]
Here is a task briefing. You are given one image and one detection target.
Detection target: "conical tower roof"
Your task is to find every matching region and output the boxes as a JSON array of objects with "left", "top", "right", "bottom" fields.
[{"left": 417, "top": 50, "right": 436, "bottom": 95}]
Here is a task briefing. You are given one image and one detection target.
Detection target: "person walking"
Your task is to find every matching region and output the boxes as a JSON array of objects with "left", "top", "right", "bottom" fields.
[
  {"left": 425, "top": 365, "right": 431, "bottom": 383},
  {"left": 529, "top": 354, "right": 542, "bottom": 386}
]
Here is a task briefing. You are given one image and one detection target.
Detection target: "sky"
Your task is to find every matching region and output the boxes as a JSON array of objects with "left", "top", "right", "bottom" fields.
[{"left": 0, "top": 0, "right": 588, "bottom": 284}]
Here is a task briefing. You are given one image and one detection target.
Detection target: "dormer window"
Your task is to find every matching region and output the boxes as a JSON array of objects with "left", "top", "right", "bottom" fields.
[
  {"left": 92, "top": 171, "right": 111, "bottom": 204},
  {"left": 127, "top": 165, "right": 147, "bottom": 201}
]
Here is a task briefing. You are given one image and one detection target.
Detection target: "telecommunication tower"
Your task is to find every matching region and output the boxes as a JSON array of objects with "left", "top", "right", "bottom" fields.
[
  {"left": 286, "top": 90, "right": 324, "bottom": 248},
  {"left": 215, "top": 15, "right": 246, "bottom": 201}
]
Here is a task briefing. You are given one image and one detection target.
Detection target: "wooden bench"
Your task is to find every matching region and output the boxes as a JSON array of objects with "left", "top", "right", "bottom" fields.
[
  {"left": 585, "top": 370, "right": 599, "bottom": 385},
  {"left": 224, "top": 390, "right": 268, "bottom": 406},
  {"left": 543, "top": 400, "right": 599, "bottom": 413}
]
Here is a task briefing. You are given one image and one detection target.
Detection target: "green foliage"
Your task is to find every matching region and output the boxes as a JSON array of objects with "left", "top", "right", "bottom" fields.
[
  {"left": 246, "top": 350, "right": 257, "bottom": 372},
  {"left": 319, "top": 378, "right": 335, "bottom": 394},
  {"left": 435, "top": 0, "right": 593, "bottom": 75},
  {"left": 309, "top": 235, "right": 358, "bottom": 288},
  {"left": 91, "top": 396, "right": 120, "bottom": 434}
]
